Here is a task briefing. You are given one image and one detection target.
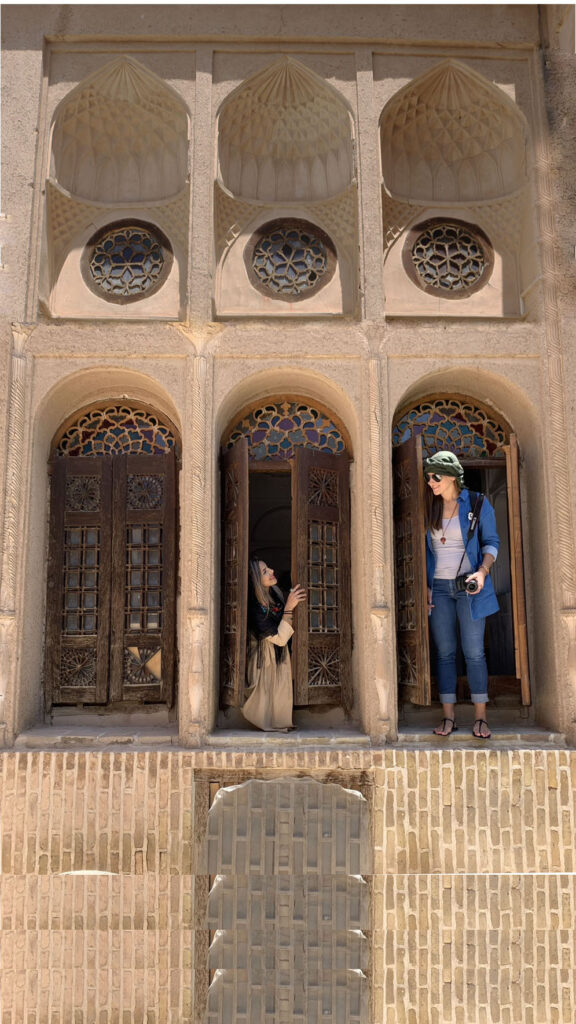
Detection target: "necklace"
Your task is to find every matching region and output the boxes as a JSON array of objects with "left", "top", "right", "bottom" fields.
[{"left": 440, "top": 502, "right": 458, "bottom": 544}]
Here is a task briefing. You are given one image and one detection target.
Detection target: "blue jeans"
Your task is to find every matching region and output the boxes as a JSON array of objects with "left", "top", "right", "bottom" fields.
[{"left": 429, "top": 579, "right": 489, "bottom": 703}]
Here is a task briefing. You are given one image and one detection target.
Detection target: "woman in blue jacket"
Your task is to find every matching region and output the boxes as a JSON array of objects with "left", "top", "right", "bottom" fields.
[{"left": 424, "top": 451, "right": 499, "bottom": 739}]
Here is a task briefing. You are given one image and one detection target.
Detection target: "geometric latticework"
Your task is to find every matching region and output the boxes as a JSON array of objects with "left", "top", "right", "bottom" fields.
[
  {"left": 60, "top": 646, "right": 98, "bottom": 688},
  {"left": 249, "top": 220, "right": 334, "bottom": 300},
  {"left": 393, "top": 397, "right": 508, "bottom": 458},
  {"left": 125, "top": 525, "right": 163, "bottom": 633},
  {"left": 408, "top": 221, "right": 492, "bottom": 296},
  {"left": 225, "top": 401, "right": 347, "bottom": 461},
  {"left": 62, "top": 527, "right": 100, "bottom": 635},
  {"left": 204, "top": 780, "right": 370, "bottom": 1024},
  {"left": 308, "top": 468, "right": 338, "bottom": 506},
  {"left": 308, "top": 522, "right": 339, "bottom": 633},
  {"left": 55, "top": 406, "right": 177, "bottom": 457},
  {"left": 86, "top": 223, "right": 168, "bottom": 301}
]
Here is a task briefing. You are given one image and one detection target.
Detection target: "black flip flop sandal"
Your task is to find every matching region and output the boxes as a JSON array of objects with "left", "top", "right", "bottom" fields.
[
  {"left": 433, "top": 718, "right": 458, "bottom": 736},
  {"left": 472, "top": 718, "right": 491, "bottom": 739}
]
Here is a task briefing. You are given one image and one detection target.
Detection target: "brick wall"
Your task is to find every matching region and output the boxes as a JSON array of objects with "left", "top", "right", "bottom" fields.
[{"left": 1, "top": 749, "right": 575, "bottom": 1022}]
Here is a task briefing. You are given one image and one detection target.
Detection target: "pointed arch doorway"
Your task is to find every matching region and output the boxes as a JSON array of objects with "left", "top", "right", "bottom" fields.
[
  {"left": 392, "top": 396, "right": 530, "bottom": 709},
  {"left": 44, "top": 403, "right": 179, "bottom": 709},
  {"left": 219, "top": 398, "right": 353, "bottom": 717}
]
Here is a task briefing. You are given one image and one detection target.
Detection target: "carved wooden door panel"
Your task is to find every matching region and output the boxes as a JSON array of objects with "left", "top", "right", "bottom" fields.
[
  {"left": 393, "top": 435, "right": 431, "bottom": 705},
  {"left": 45, "top": 453, "right": 177, "bottom": 708},
  {"left": 292, "top": 449, "right": 352, "bottom": 709},
  {"left": 505, "top": 433, "right": 531, "bottom": 705},
  {"left": 109, "top": 452, "right": 177, "bottom": 705},
  {"left": 45, "top": 457, "right": 113, "bottom": 706},
  {"left": 219, "top": 440, "right": 249, "bottom": 708}
]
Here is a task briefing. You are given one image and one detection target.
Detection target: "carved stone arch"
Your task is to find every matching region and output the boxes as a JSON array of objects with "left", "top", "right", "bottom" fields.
[
  {"left": 217, "top": 57, "right": 355, "bottom": 203},
  {"left": 380, "top": 59, "right": 528, "bottom": 202},
  {"left": 51, "top": 56, "right": 189, "bottom": 203}
]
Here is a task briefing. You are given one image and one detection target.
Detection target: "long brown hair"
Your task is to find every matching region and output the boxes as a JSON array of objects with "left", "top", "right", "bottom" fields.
[
  {"left": 425, "top": 480, "right": 462, "bottom": 532},
  {"left": 248, "top": 557, "right": 284, "bottom": 610}
]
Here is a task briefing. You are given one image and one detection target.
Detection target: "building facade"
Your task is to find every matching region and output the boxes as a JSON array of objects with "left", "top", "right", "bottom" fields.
[{"left": 1, "top": 5, "right": 576, "bottom": 1021}]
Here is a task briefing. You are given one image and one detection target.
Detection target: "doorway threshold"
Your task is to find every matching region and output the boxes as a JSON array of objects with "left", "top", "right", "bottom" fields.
[
  {"left": 208, "top": 727, "right": 370, "bottom": 749},
  {"left": 397, "top": 707, "right": 566, "bottom": 749}
]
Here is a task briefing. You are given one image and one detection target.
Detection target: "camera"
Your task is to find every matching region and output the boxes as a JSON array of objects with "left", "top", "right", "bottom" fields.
[{"left": 455, "top": 574, "right": 479, "bottom": 594}]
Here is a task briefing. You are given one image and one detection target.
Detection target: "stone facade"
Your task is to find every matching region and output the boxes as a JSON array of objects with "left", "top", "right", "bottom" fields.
[{"left": 1, "top": 5, "right": 575, "bottom": 1021}]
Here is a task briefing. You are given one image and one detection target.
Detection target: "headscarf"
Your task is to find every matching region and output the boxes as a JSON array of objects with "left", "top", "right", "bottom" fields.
[{"left": 423, "top": 450, "right": 465, "bottom": 488}]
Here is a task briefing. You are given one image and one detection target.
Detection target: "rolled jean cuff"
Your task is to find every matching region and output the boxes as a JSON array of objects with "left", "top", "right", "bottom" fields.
[
  {"left": 438, "top": 692, "right": 457, "bottom": 704},
  {"left": 470, "top": 691, "right": 489, "bottom": 703}
]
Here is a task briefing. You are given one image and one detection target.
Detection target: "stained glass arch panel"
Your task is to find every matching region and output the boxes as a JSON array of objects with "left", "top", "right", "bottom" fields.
[
  {"left": 392, "top": 396, "right": 510, "bottom": 459},
  {"left": 224, "top": 399, "right": 350, "bottom": 461},
  {"left": 53, "top": 404, "right": 179, "bottom": 458}
]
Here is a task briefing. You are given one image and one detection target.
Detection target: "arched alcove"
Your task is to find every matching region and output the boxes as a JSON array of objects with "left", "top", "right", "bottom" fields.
[
  {"left": 14, "top": 369, "right": 183, "bottom": 734},
  {"left": 380, "top": 60, "right": 528, "bottom": 203},
  {"left": 51, "top": 57, "right": 189, "bottom": 203},
  {"left": 217, "top": 387, "right": 357, "bottom": 726},
  {"left": 218, "top": 57, "right": 354, "bottom": 203},
  {"left": 391, "top": 384, "right": 534, "bottom": 714}
]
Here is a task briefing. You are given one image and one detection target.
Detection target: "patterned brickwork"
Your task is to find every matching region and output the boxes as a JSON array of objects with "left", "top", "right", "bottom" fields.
[
  {"left": 373, "top": 874, "right": 576, "bottom": 1024},
  {"left": 373, "top": 750, "right": 576, "bottom": 876},
  {"left": 1, "top": 749, "right": 576, "bottom": 1022}
]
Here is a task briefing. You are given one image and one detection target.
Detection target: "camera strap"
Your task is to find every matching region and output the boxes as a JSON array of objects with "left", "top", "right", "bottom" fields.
[{"left": 455, "top": 491, "right": 485, "bottom": 578}]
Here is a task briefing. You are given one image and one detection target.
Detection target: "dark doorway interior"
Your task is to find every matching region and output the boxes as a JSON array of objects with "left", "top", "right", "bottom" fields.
[{"left": 249, "top": 471, "right": 292, "bottom": 593}]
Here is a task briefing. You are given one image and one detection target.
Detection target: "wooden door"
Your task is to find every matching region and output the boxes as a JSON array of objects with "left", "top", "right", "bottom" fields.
[
  {"left": 392, "top": 435, "right": 431, "bottom": 705},
  {"left": 45, "top": 452, "right": 177, "bottom": 708},
  {"left": 505, "top": 433, "right": 530, "bottom": 704},
  {"left": 219, "top": 440, "right": 249, "bottom": 708},
  {"left": 291, "top": 449, "right": 352, "bottom": 709},
  {"left": 109, "top": 452, "right": 177, "bottom": 705},
  {"left": 45, "top": 456, "right": 113, "bottom": 706}
]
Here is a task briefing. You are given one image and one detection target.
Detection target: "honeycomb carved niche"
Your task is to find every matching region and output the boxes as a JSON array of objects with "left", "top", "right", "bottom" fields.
[
  {"left": 218, "top": 57, "right": 354, "bottom": 203},
  {"left": 380, "top": 59, "right": 528, "bottom": 203},
  {"left": 51, "top": 57, "right": 189, "bottom": 204}
]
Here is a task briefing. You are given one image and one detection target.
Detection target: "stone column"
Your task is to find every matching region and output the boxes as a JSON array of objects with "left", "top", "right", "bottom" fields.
[
  {"left": 367, "top": 353, "right": 395, "bottom": 741},
  {"left": 530, "top": 50, "right": 576, "bottom": 738},
  {"left": 354, "top": 48, "right": 385, "bottom": 322},
  {"left": 0, "top": 325, "right": 33, "bottom": 743},
  {"left": 181, "top": 347, "right": 214, "bottom": 745}
]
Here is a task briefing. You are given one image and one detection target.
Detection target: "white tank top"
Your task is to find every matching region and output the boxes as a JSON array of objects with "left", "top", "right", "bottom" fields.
[{"left": 431, "top": 515, "right": 473, "bottom": 579}]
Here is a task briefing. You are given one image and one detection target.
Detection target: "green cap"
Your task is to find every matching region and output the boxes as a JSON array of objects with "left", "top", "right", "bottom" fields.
[{"left": 423, "top": 450, "right": 464, "bottom": 486}]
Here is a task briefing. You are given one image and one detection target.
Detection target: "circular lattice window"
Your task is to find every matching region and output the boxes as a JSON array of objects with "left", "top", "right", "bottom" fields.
[
  {"left": 82, "top": 221, "right": 173, "bottom": 304},
  {"left": 246, "top": 219, "right": 337, "bottom": 302},
  {"left": 403, "top": 220, "right": 493, "bottom": 299}
]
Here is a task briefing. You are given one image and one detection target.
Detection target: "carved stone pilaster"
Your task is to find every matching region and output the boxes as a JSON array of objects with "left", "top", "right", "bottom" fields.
[
  {"left": 0, "top": 614, "right": 15, "bottom": 743},
  {"left": 183, "top": 610, "right": 208, "bottom": 745},
  {"left": 530, "top": 51, "right": 576, "bottom": 611},
  {"left": 371, "top": 607, "right": 393, "bottom": 733},
  {"left": 182, "top": 352, "right": 214, "bottom": 741},
  {"left": 367, "top": 356, "right": 393, "bottom": 734},
  {"left": 368, "top": 356, "right": 386, "bottom": 606},
  {"left": 0, "top": 325, "right": 32, "bottom": 611}
]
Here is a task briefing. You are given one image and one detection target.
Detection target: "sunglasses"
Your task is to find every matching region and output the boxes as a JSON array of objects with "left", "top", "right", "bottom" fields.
[{"left": 425, "top": 472, "right": 444, "bottom": 483}]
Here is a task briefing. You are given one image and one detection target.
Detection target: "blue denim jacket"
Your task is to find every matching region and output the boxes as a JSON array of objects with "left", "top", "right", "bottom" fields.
[{"left": 426, "top": 488, "right": 500, "bottom": 620}]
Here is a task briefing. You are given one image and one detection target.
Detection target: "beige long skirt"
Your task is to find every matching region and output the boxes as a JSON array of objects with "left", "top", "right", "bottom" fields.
[{"left": 242, "top": 621, "right": 294, "bottom": 731}]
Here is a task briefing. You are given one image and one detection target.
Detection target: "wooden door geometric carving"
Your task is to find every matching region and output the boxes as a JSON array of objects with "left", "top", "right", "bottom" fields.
[
  {"left": 45, "top": 452, "right": 177, "bottom": 707},
  {"left": 219, "top": 439, "right": 249, "bottom": 708},
  {"left": 392, "top": 435, "right": 431, "bottom": 706},
  {"left": 292, "top": 449, "right": 352, "bottom": 709}
]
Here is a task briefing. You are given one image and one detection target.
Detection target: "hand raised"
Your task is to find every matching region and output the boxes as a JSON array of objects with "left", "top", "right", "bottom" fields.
[{"left": 285, "top": 585, "right": 306, "bottom": 612}]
